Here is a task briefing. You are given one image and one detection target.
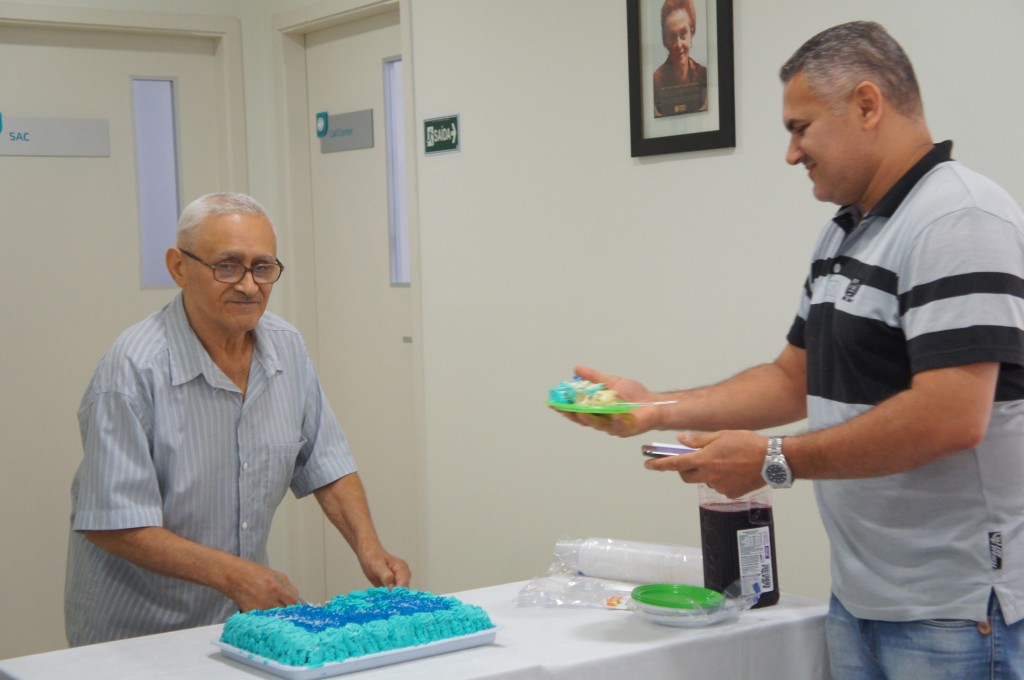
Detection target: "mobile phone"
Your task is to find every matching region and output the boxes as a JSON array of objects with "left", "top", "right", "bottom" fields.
[{"left": 641, "top": 442, "right": 698, "bottom": 458}]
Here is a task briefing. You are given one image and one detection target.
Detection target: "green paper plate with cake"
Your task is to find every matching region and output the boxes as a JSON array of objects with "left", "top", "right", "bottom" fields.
[
  {"left": 547, "top": 377, "right": 675, "bottom": 414},
  {"left": 547, "top": 377, "right": 631, "bottom": 414}
]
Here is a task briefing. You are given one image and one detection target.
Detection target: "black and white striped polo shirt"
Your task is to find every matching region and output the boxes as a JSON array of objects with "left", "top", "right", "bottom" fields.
[{"left": 786, "top": 141, "right": 1024, "bottom": 624}]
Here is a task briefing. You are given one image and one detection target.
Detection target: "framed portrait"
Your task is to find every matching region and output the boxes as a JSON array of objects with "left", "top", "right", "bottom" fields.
[{"left": 627, "top": 0, "right": 735, "bottom": 156}]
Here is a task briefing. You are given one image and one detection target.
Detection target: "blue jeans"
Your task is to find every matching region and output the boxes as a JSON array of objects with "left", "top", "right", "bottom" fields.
[{"left": 826, "top": 593, "right": 1024, "bottom": 679}]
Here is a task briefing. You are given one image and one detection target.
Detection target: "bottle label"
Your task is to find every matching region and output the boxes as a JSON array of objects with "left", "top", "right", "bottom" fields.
[{"left": 737, "top": 526, "right": 775, "bottom": 597}]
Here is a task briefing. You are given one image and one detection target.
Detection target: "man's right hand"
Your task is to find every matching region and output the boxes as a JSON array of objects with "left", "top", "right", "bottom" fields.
[
  {"left": 551, "top": 365, "right": 664, "bottom": 437},
  {"left": 84, "top": 526, "right": 304, "bottom": 612},
  {"left": 226, "top": 560, "right": 304, "bottom": 611}
]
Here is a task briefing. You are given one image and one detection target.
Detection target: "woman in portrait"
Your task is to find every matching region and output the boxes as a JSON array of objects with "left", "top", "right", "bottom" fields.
[{"left": 653, "top": 0, "right": 708, "bottom": 117}]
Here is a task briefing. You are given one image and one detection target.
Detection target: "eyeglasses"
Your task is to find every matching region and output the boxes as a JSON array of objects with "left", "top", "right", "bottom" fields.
[{"left": 180, "top": 249, "right": 285, "bottom": 284}]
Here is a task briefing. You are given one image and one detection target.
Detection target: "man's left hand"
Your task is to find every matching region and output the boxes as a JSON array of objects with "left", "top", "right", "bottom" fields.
[
  {"left": 644, "top": 430, "right": 768, "bottom": 498},
  {"left": 358, "top": 548, "right": 411, "bottom": 589}
]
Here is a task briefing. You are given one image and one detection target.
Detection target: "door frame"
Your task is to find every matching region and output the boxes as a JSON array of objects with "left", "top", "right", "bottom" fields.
[
  {"left": 0, "top": 1, "right": 247, "bottom": 189},
  {"left": 271, "top": 0, "right": 427, "bottom": 593}
]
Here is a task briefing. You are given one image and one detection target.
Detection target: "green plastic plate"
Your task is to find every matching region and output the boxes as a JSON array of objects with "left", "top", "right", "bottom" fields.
[
  {"left": 631, "top": 584, "right": 725, "bottom": 610},
  {"left": 546, "top": 400, "right": 635, "bottom": 414}
]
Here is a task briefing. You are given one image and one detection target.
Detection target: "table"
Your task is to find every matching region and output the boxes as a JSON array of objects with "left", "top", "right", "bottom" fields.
[{"left": 0, "top": 581, "right": 829, "bottom": 679}]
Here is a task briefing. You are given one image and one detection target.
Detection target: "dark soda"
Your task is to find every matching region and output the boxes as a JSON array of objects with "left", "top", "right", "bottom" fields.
[{"left": 699, "top": 501, "right": 779, "bottom": 608}]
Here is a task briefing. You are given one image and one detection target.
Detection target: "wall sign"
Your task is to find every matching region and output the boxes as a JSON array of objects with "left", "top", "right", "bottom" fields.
[
  {"left": 318, "top": 110, "right": 374, "bottom": 153},
  {"left": 0, "top": 113, "right": 110, "bottom": 157},
  {"left": 424, "top": 115, "right": 459, "bottom": 155}
]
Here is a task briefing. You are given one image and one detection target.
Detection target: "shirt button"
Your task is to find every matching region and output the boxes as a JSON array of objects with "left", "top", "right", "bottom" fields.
[
  {"left": 833, "top": 263, "right": 841, "bottom": 273},
  {"left": 241, "top": 522, "right": 249, "bottom": 530},
  {"left": 242, "top": 462, "right": 249, "bottom": 471}
]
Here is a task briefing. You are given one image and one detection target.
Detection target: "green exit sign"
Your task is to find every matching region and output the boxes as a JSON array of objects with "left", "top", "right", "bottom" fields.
[{"left": 424, "top": 115, "right": 459, "bottom": 154}]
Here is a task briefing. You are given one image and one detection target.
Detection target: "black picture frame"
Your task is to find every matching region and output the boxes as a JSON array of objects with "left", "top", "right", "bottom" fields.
[{"left": 627, "top": 0, "right": 735, "bottom": 156}]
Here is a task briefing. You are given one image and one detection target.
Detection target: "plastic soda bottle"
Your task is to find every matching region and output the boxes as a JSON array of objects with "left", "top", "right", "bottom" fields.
[{"left": 698, "top": 484, "right": 779, "bottom": 608}]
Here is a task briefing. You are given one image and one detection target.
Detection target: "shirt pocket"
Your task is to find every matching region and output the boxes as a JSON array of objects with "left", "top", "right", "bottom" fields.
[{"left": 263, "top": 439, "right": 306, "bottom": 509}]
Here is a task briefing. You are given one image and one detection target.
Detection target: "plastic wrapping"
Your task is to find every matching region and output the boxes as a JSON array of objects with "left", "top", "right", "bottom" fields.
[
  {"left": 553, "top": 537, "right": 704, "bottom": 585},
  {"left": 516, "top": 537, "right": 755, "bottom": 626},
  {"left": 514, "top": 573, "right": 636, "bottom": 610},
  {"left": 516, "top": 538, "right": 701, "bottom": 610}
]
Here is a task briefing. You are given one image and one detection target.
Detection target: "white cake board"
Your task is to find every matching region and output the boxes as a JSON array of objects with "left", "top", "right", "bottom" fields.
[{"left": 213, "top": 627, "right": 498, "bottom": 679}]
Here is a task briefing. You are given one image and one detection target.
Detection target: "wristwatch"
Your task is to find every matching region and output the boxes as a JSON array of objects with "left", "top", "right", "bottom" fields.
[{"left": 761, "top": 436, "right": 793, "bottom": 489}]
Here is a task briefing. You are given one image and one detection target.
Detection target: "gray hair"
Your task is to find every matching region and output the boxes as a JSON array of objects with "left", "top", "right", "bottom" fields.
[
  {"left": 176, "top": 192, "right": 273, "bottom": 249},
  {"left": 779, "top": 21, "right": 923, "bottom": 118}
]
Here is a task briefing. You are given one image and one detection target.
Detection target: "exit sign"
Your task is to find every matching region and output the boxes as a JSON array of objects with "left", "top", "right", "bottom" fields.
[{"left": 424, "top": 115, "right": 459, "bottom": 155}]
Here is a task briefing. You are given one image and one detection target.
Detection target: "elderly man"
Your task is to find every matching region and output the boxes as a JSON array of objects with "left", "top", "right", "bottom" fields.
[
  {"left": 66, "top": 192, "right": 409, "bottom": 646},
  {"left": 559, "top": 22, "right": 1024, "bottom": 678}
]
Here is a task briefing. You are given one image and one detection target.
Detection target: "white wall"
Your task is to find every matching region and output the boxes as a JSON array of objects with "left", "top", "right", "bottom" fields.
[
  {"left": 405, "top": 0, "right": 1024, "bottom": 599},
  {"left": 409, "top": 0, "right": 815, "bottom": 594},
  {"left": 3, "top": 0, "right": 1023, "bottom": 660}
]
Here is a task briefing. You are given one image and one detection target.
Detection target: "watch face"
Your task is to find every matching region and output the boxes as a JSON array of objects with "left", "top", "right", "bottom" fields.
[{"left": 766, "top": 463, "right": 789, "bottom": 485}]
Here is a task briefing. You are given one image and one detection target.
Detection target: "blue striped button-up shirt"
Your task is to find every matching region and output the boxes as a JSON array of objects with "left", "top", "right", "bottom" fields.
[{"left": 65, "top": 293, "right": 356, "bottom": 645}]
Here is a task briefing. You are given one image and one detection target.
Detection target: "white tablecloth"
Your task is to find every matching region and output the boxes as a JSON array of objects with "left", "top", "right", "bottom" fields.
[{"left": 0, "top": 581, "right": 829, "bottom": 679}]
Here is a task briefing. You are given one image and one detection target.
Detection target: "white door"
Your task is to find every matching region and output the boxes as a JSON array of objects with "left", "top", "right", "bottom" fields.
[
  {"left": 303, "top": 9, "right": 420, "bottom": 595},
  {"left": 0, "top": 14, "right": 242, "bottom": 656}
]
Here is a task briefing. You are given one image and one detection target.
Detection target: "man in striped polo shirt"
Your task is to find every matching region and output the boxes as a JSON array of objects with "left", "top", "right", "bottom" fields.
[
  {"left": 66, "top": 193, "right": 409, "bottom": 645},
  {"left": 560, "top": 22, "right": 1024, "bottom": 678}
]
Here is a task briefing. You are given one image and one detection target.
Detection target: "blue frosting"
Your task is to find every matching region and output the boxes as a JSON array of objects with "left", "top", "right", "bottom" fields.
[
  {"left": 549, "top": 378, "right": 607, "bottom": 404},
  {"left": 250, "top": 590, "right": 455, "bottom": 632}
]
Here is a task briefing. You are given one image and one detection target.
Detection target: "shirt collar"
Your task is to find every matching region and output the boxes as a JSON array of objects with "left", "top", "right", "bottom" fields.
[
  {"left": 166, "top": 294, "right": 205, "bottom": 386},
  {"left": 165, "top": 292, "right": 282, "bottom": 388},
  {"left": 831, "top": 140, "right": 954, "bottom": 233}
]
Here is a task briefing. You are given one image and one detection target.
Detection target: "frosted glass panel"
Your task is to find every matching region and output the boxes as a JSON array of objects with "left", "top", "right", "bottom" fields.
[
  {"left": 384, "top": 58, "right": 410, "bottom": 286},
  {"left": 132, "top": 78, "right": 180, "bottom": 288}
]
